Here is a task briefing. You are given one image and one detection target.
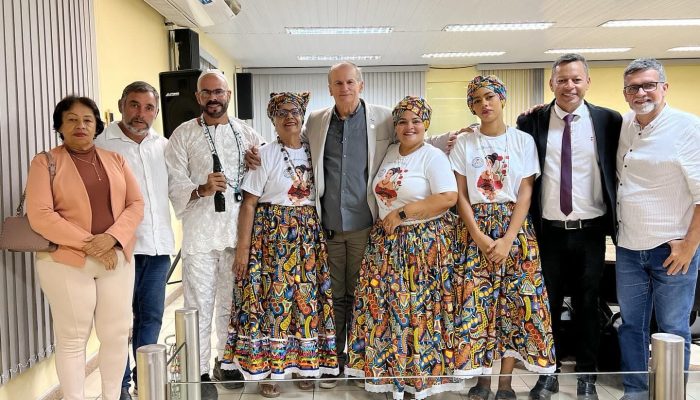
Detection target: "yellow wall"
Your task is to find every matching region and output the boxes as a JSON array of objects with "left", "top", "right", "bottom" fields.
[{"left": 425, "top": 66, "right": 479, "bottom": 135}]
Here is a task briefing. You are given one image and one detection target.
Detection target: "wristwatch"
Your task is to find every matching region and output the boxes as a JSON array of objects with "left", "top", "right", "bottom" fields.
[{"left": 398, "top": 208, "right": 407, "bottom": 220}]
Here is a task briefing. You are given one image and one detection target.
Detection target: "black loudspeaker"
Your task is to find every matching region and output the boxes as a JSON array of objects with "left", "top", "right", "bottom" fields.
[
  {"left": 174, "top": 29, "right": 200, "bottom": 70},
  {"left": 159, "top": 69, "right": 201, "bottom": 138},
  {"left": 236, "top": 73, "right": 253, "bottom": 120}
]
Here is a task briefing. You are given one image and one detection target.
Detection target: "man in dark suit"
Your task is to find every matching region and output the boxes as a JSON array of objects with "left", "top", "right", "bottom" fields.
[{"left": 516, "top": 53, "right": 622, "bottom": 400}]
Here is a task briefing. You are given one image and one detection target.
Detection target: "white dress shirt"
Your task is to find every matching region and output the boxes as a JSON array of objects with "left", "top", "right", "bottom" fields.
[
  {"left": 95, "top": 122, "right": 175, "bottom": 255},
  {"left": 616, "top": 105, "right": 700, "bottom": 250},
  {"left": 165, "top": 117, "right": 263, "bottom": 255},
  {"left": 541, "top": 103, "right": 606, "bottom": 221}
]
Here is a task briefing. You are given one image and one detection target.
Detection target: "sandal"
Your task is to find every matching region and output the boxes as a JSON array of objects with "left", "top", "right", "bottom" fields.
[
  {"left": 295, "top": 379, "right": 314, "bottom": 390},
  {"left": 495, "top": 389, "right": 517, "bottom": 400},
  {"left": 259, "top": 383, "right": 280, "bottom": 398},
  {"left": 468, "top": 385, "right": 495, "bottom": 400}
]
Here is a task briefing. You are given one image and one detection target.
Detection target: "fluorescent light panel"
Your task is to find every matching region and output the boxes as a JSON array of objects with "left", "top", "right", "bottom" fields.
[
  {"left": 443, "top": 22, "right": 553, "bottom": 32},
  {"left": 601, "top": 19, "right": 700, "bottom": 27},
  {"left": 545, "top": 48, "right": 631, "bottom": 54},
  {"left": 421, "top": 51, "right": 505, "bottom": 58},
  {"left": 286, "top": 26, "right": 393, "bottom": 35},
  {"left": 297, "top": 55, "right": 381, "bottom": 61},
  {"left": 668, "top": 46, "right": 700, "bottom": 52}
]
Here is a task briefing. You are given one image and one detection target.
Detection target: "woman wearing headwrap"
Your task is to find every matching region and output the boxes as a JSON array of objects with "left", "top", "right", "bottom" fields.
[
  {"left": 345, "top": 96, "right": 462, "bottom": 399},
  {"left": 449, "top": 76, "right": 556, "bottom": 400},
  {"left": 222, "top": 92, "right": 338, "bottom": 397}
]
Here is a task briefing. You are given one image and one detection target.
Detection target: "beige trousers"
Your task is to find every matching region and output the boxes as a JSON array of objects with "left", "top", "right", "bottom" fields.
[{"left": 36, "top": 251, "right": 134, "bottom": 400}]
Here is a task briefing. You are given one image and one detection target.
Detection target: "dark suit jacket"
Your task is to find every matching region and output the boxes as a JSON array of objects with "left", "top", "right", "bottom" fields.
[{"left": 516, "top": 100, "right": 622, "bottom": 242}]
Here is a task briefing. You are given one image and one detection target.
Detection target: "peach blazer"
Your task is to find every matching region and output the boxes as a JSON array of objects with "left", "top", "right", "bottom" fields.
[{"left": 26, "top": 145, "right": 144, "bottom": 267}]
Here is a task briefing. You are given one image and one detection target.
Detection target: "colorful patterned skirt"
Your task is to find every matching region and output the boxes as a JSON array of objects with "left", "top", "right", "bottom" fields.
[
  {"left": 223, "top": 203, "right": 338, "bottom": 379},
  {"left": 454, "top": 202, "right": 556, "bottom": 376},
  {"left": 346, "top": 212, "right": 465, "bottom": 399}
]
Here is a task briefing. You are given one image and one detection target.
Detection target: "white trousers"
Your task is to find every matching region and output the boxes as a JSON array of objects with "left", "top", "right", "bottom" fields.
[
  {"left": 182, "top": 248, "right": 238, "bottom": 373},
  {"left": 36, "top": 251, "right": 134, "bottom": 400}
]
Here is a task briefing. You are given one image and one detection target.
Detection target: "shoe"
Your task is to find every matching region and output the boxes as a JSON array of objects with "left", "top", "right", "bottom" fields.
[
  {"left": 577, "top": 375, "right": 599, "bottom": 400},
  {"left": 212, "top": 357, "right": 244, "bottom": 389},
  {"left": 119, "top": 387, "right": 132, "bottom": 400},
  {"left": 259, "top": 382, "right": 281, "bottom": 398},
  {"left": 319, "top": 373, "right": 337, "bottom": 389},
  {"left": 201, "top": 373, "right": 219, "bottom": 400},
  {"left": 529, "top": 375, "right": 559, "bottom": 400},
  {"left": 467, "top": 385, "right": 494, "bottom": 400}
]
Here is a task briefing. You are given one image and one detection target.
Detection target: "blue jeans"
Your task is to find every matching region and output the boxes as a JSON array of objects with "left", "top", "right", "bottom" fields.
[
  {"left": 122, "top": 255, "right": 171, "bottom": 389},
  {"left": 616, "top": 244, "right": 699, "bottom": 396}
]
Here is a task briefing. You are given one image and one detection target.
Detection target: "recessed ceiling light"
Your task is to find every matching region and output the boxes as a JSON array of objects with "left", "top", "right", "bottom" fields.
[
  {"left": 286, "top": 27, "right": 393, "bottom": 35},
  {"left": 421, "top": 52, "right": 505, "bottom": 58},
  {"left": 545, "top": 48, "right": 631, "bottom": 54},
  {"left": 297, "top": 55, "right": 382, "bottom": 61},
  {"left": 601, "top": 19, "right": 700, "bottom": 27},
  {"left": 443, "top": 22, "right": 553, "bottom": 32},
  {"left": 668, "top": 46, "right": 700, "bottom": 52}
]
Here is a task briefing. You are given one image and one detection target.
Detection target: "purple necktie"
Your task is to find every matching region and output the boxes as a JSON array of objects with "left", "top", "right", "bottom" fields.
[{"left": 560, "top": 114, "right": 574, "bottom": 216}]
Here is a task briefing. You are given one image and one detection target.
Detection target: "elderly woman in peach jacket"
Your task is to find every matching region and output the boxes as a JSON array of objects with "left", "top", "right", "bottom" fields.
[{"left": 26, "top": 96, "right": 143, "bottom": 400}]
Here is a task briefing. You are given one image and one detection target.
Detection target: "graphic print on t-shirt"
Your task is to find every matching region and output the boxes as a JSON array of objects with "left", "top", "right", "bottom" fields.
[
  {"left": 285, "top": 164, "right": 313, "bottom": 206},
  {"left": 374, "top": 166, "right": 407, "bottom": 207},
  {"left": 476, "top": 152, "right": 509, "bottom": 201}
]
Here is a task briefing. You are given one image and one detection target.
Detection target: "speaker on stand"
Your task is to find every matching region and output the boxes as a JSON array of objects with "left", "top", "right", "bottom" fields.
[{"left": 159, "top": 69, "right": 201, "bottom": 138}]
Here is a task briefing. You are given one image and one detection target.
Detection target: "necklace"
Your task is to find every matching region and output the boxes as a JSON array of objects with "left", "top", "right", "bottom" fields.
[
  {"left": 200, "top": 115, "right": 244, "bottom": 201},
  {"left": 69, "top": 151, "right": 102, "bottom": 181},
  {"left": 277, "top": 136, "right": 313, "bottom": 183}
]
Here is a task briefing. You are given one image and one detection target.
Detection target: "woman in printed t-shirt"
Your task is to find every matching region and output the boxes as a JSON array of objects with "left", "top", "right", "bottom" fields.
[
  {"left": 223, "top": 92, "right": 338, "bottom": 398},
  {"left": 450, "top": 75, "right": 555, "bottom": 400},
  {"left": 345, "top": 96, "right": 462, "bottom": 399}
]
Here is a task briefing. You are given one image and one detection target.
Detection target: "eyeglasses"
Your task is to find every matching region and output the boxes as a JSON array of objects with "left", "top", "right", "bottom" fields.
[
  {"left": 623, "top": 81, "right": 664, "bottom": 95},
  {"left": 274, "top": 109, "right": 302, "bottom": 118},
  {"left": 198, "top": 89, "right": 228, "bottom": 99}
]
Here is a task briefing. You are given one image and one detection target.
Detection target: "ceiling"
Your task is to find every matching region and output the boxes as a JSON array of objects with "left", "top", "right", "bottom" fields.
[{"left": 190, "top": 0, "right": 700, "bottom": 68}]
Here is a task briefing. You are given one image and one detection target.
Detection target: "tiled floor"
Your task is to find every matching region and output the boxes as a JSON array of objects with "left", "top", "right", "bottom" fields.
[{"left": 76, "top": 293, "right": 700, "bottom": 400}]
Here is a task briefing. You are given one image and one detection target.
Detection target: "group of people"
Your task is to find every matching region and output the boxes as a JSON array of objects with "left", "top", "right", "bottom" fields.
[{"left": 22, "top": 54, "right": 699, "bottom": 400}]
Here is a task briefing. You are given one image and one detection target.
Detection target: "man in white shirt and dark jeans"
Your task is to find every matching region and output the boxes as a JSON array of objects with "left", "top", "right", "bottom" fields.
[
  {"left": 615, "top": 58, "right": 700, "bottom": 400},
  {"left": 94, "top": 81, "right": 175, "bottom": 400}
]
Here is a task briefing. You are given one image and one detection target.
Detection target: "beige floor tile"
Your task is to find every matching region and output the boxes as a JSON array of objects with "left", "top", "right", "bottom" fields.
[{"left": 313, "top": 390, "right": 387, "bottom": 400}]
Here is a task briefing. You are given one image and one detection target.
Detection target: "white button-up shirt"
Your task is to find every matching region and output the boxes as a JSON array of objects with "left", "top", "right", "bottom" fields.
[
  {"left": 165, "top": 116, "right": 263, "bottom": 255},
  {"left": 616, "top": 105, "right": 700, "bottom": 250},
  {"left": 541, "top": 103, "right": 606, "bottom": 221},
  {"left": 95, "top": 122, "right": 175, "bottom": 255}
]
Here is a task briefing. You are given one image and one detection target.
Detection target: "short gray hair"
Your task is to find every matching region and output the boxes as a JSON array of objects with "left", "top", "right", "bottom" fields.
[
  {"left": 623, "top": 58, "right": 666, "bottom": 82},
  {"left": 327, "top": 61, "right": 363, "bottom": 84},
  {"left": 551, "top": 53, "right": 589, "bottom": 76},
  {"left": 119, "top": 81, "right": 160, "bottom": 111}
]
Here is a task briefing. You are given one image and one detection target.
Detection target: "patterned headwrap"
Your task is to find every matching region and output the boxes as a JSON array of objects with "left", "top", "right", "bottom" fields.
[
  {"left": 266, "top": 92, "right": 310, "bottom": 121},
  {"left": 391, "top": 96, "right": 432, "bottom": 130},
  {"left": 466, "top": 75, "right": 507, "bottom": 115}
]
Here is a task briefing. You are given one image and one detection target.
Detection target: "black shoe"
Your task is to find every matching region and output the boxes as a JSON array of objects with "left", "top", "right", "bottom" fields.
[
  {"left": 529, "top": 375, "right": 559, "bottom": 400},
  {"left": 212, "top": 357, "right": 245, "bottom": 390},
  {"left": 201, "top": 373, "right": 219, "bottom": 399},
  {"left": 119, "top": 387, "right": 132, "bottom": 400},
  {"left": 577, "top": 375, "right": 599, "bottom": 400}
]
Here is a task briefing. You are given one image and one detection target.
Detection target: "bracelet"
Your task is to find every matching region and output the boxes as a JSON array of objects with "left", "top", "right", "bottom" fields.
[{"left": 194, "top": 187, "right": 202, "bottom": 198}]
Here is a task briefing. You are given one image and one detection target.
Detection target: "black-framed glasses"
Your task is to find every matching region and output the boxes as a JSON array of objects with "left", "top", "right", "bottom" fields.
[
  {"left": 274, "top": 109, "right": 302, "bottom": 118},
  {"left": 623, "top": 81, "right": 664, "bottom": 95},
  {"left": 199, "top": 89, "right": 228, "bottom": 99}
]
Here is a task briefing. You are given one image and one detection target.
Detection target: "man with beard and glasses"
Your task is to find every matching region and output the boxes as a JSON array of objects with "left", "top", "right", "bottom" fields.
[
  {"left": 615, "top": 58, "right": 700, "bottom": 400},
  {"left": 95, "top": 81, "right": 175, "bottom": 400},
  {"left": 165, "top": 70, "right": 263, "bottom": 399}
]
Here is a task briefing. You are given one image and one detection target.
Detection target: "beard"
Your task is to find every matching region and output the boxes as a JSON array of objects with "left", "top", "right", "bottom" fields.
[
  {"left": 631, "top": 99, "right": 658, "bottom": 115},
  {"left": 123, "top": 118, "right": 150, "bottom": 135},
  {"left": 201, "top": 99, "right": 229, "bottom": 119}
]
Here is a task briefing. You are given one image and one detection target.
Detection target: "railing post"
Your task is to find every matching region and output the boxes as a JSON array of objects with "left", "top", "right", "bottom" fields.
[
  {"left": 175, "top": 308, "right": 201, "bottom": 400},
  {"left": 136, "top": 344, "right": 168, "bottom": 400},
  {"left": 650, "top": 332, "right": 685, "bottom": 400}
]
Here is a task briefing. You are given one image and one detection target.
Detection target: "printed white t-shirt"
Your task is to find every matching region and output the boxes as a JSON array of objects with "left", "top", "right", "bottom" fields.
[
  {"left": 241, "top": 141, "right": 315, "bottom": 207},
  {"left": 372, "top": 143, "right": 457, "bottom": 223},
  {"left": 450, "top": 126, "right": 539, "bottom": 205}
]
